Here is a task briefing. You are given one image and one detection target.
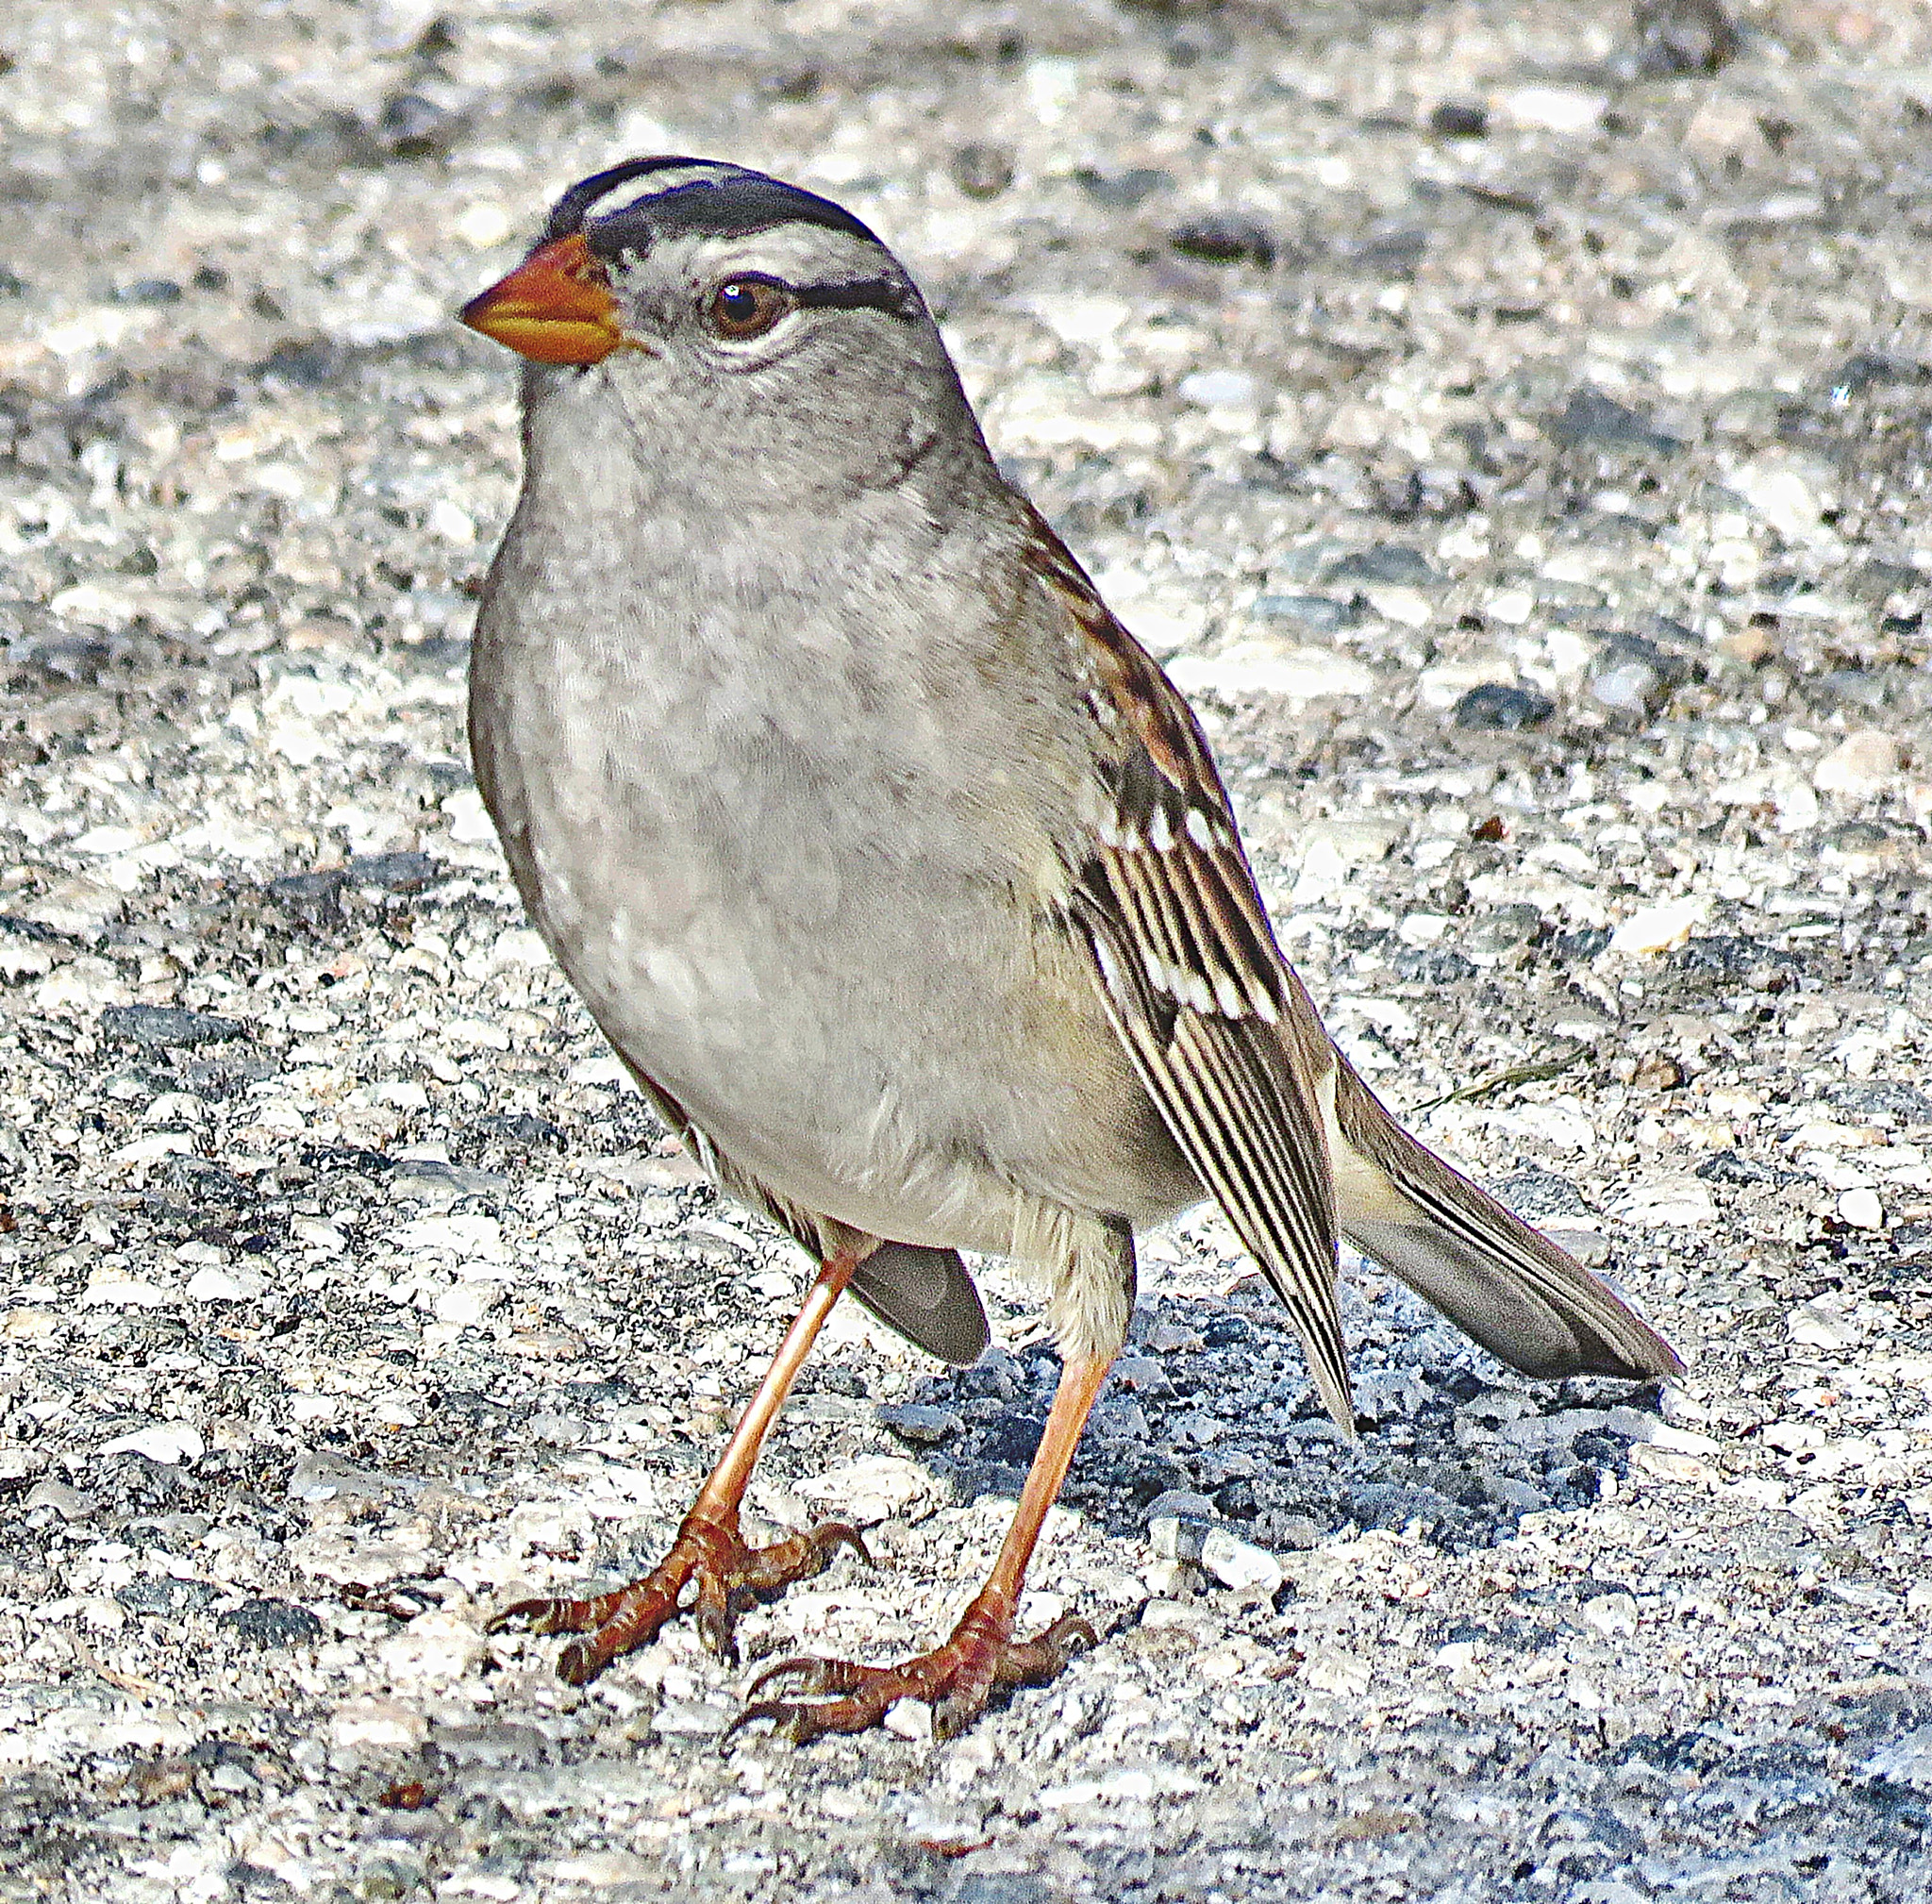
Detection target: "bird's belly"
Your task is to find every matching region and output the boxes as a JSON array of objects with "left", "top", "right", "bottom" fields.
[{"left": 523, "top": 825, "right": 1194, "bottom": 1248}]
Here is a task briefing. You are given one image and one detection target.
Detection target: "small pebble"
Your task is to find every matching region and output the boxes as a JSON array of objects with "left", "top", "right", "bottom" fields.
[
  {"left": 1813, "top": 728, "right": 1899, "bottom": 800},
  {"left": 948, "top": 143, "right": 1014, "bottom": 200},
  {"left": 1839, "top": 1188, "right": 1884, "bottom": 1229},
  {"left": 1452, "top": 683, "right": 1555, "bottom": 730}
]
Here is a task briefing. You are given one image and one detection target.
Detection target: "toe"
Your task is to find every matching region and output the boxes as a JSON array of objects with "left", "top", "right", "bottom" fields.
[
  {"left": 489, "top": 1594, "right": 597, "bottom": 1637},
  {"left": 746, "top": 1654, "right": 852, "bottom": 1699}
]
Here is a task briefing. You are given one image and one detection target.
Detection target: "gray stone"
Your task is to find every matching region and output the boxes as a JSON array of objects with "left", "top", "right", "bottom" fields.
[{"left": 876, "top": 1403, "right": 962, "bottom": 1445}]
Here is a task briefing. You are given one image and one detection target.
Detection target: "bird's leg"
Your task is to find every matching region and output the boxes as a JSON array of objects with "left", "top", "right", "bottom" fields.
[
  {"left": 492, "top": 1243, "right": 871, "bottom": 1683},
  {"left": 732, "top": 1352, "right": 1110, "bottom": 1743}
]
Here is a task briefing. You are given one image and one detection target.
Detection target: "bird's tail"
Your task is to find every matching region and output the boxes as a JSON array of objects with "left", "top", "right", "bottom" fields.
[{"left": 1326, "top": 1058, "right": 1683, "bottom": 1382}]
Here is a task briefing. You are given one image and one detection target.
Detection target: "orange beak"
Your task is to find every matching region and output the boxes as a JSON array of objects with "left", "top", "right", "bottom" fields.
[{"left": 459, "top": 234, "right": 622, "bottom": 365}]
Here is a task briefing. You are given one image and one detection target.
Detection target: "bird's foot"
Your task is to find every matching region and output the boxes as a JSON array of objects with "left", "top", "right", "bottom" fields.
[
  {"left": 727, "top": 1587, "right": 1095, "bottom": 1743},
  {"left": 491, "top": 1510, "right": 869, "bottom": 1684}
]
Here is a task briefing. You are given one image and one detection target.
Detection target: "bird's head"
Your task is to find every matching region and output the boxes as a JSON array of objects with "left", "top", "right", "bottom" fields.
[{"left": 460, "top": 157, "right": 986, "bottom": 502}]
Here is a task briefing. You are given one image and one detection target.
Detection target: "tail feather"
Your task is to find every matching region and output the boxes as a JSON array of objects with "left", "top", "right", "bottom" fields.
[
  {"left": 849, "top": 1242, "right": 991, "bottom": 1367},
  {"left": 1330, "top": 1060, "right": 1682, "bottom": 1382}
]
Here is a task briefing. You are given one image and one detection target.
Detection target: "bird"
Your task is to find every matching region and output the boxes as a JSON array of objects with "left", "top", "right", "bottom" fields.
[{"left": 458, "top": 156, "right": 1682, "bottom": 1743}]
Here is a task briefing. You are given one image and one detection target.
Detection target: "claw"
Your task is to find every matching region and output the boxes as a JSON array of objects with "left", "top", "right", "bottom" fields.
[
  {"left": 493, "top": 1512, "right": 867, "bottom": 1685},
  {"left": 744, "top": 1654, "right": 826, "bottom": 1699},
  {"left": 721, "top": 1696, "right": 819, "bottom": 1749},
  {"left": 488, "top": 1591, "right": 625, "bottom": 1638},
  {"left": 724, "top": 1590, "right": 1096, "bottom": 1745},
  {"left": 488, "top": 1596, "right": 556, "bottom": 1637}
]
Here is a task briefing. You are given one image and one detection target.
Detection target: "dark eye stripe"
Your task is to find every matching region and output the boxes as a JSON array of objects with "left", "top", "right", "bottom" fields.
[{"left": 792, "top": 277, "right": 915, "bottom": 319}]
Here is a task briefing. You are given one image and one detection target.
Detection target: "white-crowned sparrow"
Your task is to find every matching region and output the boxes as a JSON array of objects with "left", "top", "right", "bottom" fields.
[{"left": 459, "top": 157, "right": 1681, "bottom": 1741}]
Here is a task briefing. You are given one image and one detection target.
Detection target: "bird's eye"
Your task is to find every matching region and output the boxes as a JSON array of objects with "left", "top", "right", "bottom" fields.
[{"left": 706, "top": 277, "right": 795, "bottom": 341}]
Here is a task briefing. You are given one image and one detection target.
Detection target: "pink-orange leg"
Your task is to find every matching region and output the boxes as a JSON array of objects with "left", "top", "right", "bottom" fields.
[
  {"left": 492, "top": 1244, "right": 871, "bottom": 1683},
  {"left": 731, "top": 1353, "right": 1111, "bottom": 1743}
]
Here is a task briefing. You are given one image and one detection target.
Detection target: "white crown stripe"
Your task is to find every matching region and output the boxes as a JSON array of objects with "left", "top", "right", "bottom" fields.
[{"left": 578, "top": 165, "right": 742, "bottom": 223}]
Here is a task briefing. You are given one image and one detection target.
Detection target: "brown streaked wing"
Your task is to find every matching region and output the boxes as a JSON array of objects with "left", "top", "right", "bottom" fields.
[{"left": 1021, "top": 514, "right": 1357, "bottom": 1430}]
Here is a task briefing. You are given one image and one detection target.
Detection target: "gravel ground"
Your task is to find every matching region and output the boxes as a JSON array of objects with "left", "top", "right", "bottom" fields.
[{"left": 5, "top": 1, "right": 1932, "bottom": 1898}]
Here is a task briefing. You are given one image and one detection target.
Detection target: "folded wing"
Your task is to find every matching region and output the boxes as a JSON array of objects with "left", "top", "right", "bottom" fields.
[{"left": 1026, "top": 509, "right": 1681, "bottom": 1422}]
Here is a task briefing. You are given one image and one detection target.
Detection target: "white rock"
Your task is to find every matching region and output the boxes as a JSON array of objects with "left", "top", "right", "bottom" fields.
[
  {"left": 431, "top": 1283, "right": 501, "bottom": 1328},
  {"left": 34, "top": 960, "right": 133, "bottom": 1010},
  {"left": 1684, "top": 92, "right": 1773, "bottom": 165},
  {"left": 266, "top": 718, "right": 329, "bottom": 767},
  {"left": 22, "top": 876, "right": 122, "bottom": 939},
  {"left": 1607, "top": 899, "right": 1703, "bottom": 955},
  {"left": 1641, "top": 1423, "right": 1722, "bottom": 1457},
  {"left": 112, "top": 1130, "right": 197, "bottom": 1163},
  {"left": 175, "top": 811, "right": 281, "bottom": 862},
  {"left": 441, "top": 789, "right": 496, "bottom": 843},
  {"left": 376, "top": 1612, "right": 486, "bottom": 1684},
  {"left": 1165, "top": 641, "right": 1374, "bottom": 701},
  {"left": 1023, "top": 292, "right": 1130, "bottom": 345},
  {"left": 1121, "top": 596, "right": 1208, "bottom": 656},
  {"left": 1838, "top": 1188, "right": 1884, "bottom": 1229},
  {"left": 426, "top": 498, "right": 475, "bottom": 543},
  {"left": 1813, "top": 729, "right": 1898, "bottom": 800},
  {"left": 1302, "top": 817, "right": 1404, "bottom": 866},
  {"left": 1496, "top": 85, "right": 1606, "bottom": 133},
  {"left": 1728, "top": 458, "right": 1829, "bottom": 543},
  {"left": 144, "top": 1092, "right": 206, "bottom": 1127},
  {"left": 1040, "top": 1767, "right": 1158, "bottom": 1808},
  {"left": 1323, "top": 400, "right": 1392, "bottom": 449},
  {"left": 1543, "top": 1227, "right": 1611, "bottom": 1267},
  {"left": 1363, "top": 584, "right": 1432, "bottom": 627},
  {"left": 1200, "top": 1528, "right": 1285, "bottom": 1595},
  {"left": 1612, "top": 1177, "right": 1717, "bottom": 1227},
  {"left": 794, "top": 1455, "right": 937, "bottom": 1524},
  {"left": 49, "top": 581, "right": 143, "bottom": 627},
  {"left": 883, "top": 1697, "right": 934, "bottom": 1744},
  {"left": 1581, "top": 1592, "right": 1639, "bottom": 1637},
  {"left": 455, "top": 201, "right": 512, "bottom": 249},
  {"left": 994, "top": 375, "right": 1161, "bottom": 452},
  {"left": 1302, "top": 1648, "right": 1372, "bottom": 1696},
  {"left": 288, "top": 1451, "right": 390, "bottom": 1504},
  {"left": 1789, "top": 1294, "right": 1869, "bottom": 1351},
  {"left": 25, "top": 1479, "right": 94, "bottom": 1519},
  {"left": 330, "top": 1698, "right": 428, "bottom": 1753},
  {"left": 70, "top": 824, "right": 145, "bottom": 856},
  {"left": 653, "top": 1700, "right": 732, "bottom": 1736},
  {"left": 1177, "top": 369, "right": 1257, "bottom": 409},
  {"left": 185, "top": 1264, "right": 264, "bottom": 1303},
  {"left": 1776, "top": 776, "right": 1821, "bottom": 834},
  {"left": 80, "top": 1273, "right": 174, "bottom": 1308},
  {"left": 0, "top": 938, "right": 52, "bottom": 980},
  {"left": 97, "top": 1421, "right": 205, "bottom": 1465},
  {"left": 1629, "top": 1444, "right": 1715, "bottom": 1486},
  {"left": 265, "top": 673, "right": 357, "bottom": 721},
  {"left": 391, "top": 1213, "right": 504, "bottom": 1260},
  {"left": 567, "top": 1055, "right": 637, "bottom": 1090},
  {"left": 488, "top": 927, "right": 554, "bottom": 971}
]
